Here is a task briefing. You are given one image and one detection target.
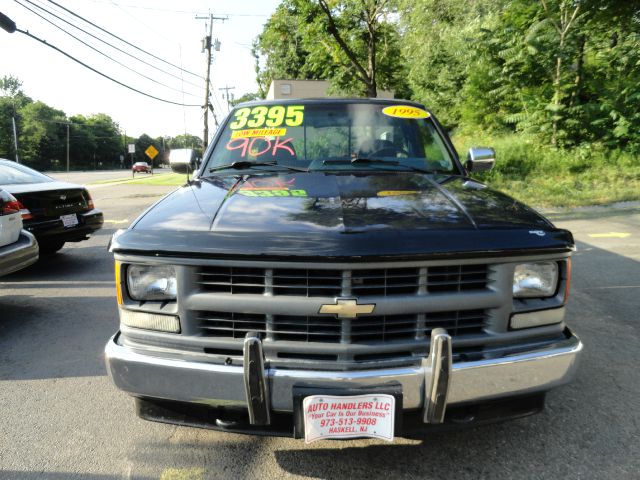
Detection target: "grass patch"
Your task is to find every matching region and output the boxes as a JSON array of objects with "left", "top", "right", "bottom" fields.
[
  {"left": 90, "top": 173, "right": 186, "bottom": 186},
  {"left": 452, "top": 133, "right": 640, "bottom": 208},
  {"left": 127, "top": 173, "right": 186, "bottom": 185}
]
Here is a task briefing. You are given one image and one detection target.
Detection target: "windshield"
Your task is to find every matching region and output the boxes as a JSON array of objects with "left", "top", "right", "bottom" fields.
[
  {"left": 0, "top": 162, "right": 53, "bottom": 185},
  {"left": 205, "top": 102, "right": 457, "bottom": 174}
]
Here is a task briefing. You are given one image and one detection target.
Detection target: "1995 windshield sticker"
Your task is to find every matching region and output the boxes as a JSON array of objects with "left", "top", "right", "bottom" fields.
[
  {"left": 229, "top": 105, "right": 305, "bottom": 130},
  {"left": 382, "top": 105, "right": 430, "bottom": 119},
  {"left": 231, "top": 128, "right": 286, "bottom": 139}
]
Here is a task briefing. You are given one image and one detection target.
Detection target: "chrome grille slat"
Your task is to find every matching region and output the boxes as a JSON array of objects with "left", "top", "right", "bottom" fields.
[
  {"left": 197, "top": 264, "right": 488, "bottom": 296},
  {"left": 198, "top": 310, "right": 488, "bottom": 343},
  {"left": 194, "top": 262, "right": 492, "bottom": 363}
]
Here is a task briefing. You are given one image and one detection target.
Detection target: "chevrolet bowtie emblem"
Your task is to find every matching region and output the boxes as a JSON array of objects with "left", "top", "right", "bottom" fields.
[{"left": 318, "top": 299, "right": 376, "bottom": 319}]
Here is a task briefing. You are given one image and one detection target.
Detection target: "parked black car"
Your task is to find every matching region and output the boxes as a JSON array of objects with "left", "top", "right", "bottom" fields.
[{"left": 0, "top": 159, "right": 103, "bottom": 253}]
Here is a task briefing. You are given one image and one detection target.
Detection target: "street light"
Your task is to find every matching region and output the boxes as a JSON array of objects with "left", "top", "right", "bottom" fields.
[{"left": 0, "top": 12, "right": 16, "bottom": 33}]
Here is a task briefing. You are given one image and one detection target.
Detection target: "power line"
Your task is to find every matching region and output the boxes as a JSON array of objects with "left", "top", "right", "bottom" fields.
[
  {"left": 45, "top": 0, "right": 204, "bottom": 79},
  {"left": 107, "top": 0, "right": 177, "bottom": 46},
  {"left": 14, "top": 27, "right": 201, "bottom": 107},
  {"left": 35, "top": 118, "right": 112, "bottom": 127},
  {"left": 18, "top": 0, "right": 203, "bottom": 91},
  {"left": 27, "top": 0, "right": 203, "bottom": 90},
  {"left": 210, "top": 81, "right": 225, "bottom": 117},
  {"left": 15, "top": 0, "right": 201, "bottom": 98},
  {"left": 83, "top": 0, "right": 271, "bottom": 17},
  {"left": 219, "top": 85, "right": 235, "bottom": 111}
]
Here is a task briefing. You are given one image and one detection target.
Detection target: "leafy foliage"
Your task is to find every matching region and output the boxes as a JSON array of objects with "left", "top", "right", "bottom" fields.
[
  {"left": 252, "top": 0, "right": 640, "bottom": 205},
  {"left": 253, "top": 0, "right": 409, "bottom": 98},
  {"left": 0, "top": 75, "right": 203, "bottom": 171},
  {"left": 400, "top": 0, "right": 640, "bottom": 150}
]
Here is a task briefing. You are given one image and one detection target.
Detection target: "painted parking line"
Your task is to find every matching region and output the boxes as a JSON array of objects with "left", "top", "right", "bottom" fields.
[
  {"left": 160, "top": 467, "right": 205, "bottom": 480},
  {"left": 588, "top": 232, "right": 631, "bottom": 238},
  {"left": 103, "top": 219, "right": 130, "bottom": 224}
]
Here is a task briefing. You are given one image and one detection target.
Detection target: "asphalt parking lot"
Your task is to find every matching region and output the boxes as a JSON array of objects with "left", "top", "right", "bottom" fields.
[{"left": 1, "top": 173, "right": 638, "bottom": 480}]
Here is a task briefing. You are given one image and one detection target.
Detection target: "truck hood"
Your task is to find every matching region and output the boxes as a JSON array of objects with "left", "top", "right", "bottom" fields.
[{"left": 112, "top": 172, "right": 574, "bottom": 260}]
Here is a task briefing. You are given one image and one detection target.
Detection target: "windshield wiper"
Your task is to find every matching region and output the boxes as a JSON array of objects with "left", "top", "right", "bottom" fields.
[
  {"left": 321, "top": 157, "right": 454, "bottom": 175},
  {"left": 208, "top": 161, "right": 307, "bottom": 173}
]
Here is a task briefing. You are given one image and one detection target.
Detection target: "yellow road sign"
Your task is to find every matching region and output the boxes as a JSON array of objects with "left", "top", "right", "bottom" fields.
[{"left": 145, "top": 145, "right": 159, "bottom": 160}]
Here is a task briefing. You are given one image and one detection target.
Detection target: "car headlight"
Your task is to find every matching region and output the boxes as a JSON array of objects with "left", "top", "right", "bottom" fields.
[
  {"left": 513, "top": 262, "right": 558, "bottom": 298},
  {"left": 127, "top": 265, "right": 177, "bottom": 301}
]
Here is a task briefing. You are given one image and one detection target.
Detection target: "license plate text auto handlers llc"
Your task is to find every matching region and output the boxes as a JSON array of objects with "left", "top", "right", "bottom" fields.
[{"left": 302, "top": 394, "right": 395, "bottom": 443}]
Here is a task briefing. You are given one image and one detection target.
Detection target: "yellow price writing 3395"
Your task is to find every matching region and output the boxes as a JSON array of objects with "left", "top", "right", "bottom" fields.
[{"left": 230, "top": 105, "right": 305, "bottom": 130}]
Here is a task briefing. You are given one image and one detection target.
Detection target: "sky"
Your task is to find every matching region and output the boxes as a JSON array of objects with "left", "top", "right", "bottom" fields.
[{"left": 0, "top": 0, "right": 280, "bottom": 139}]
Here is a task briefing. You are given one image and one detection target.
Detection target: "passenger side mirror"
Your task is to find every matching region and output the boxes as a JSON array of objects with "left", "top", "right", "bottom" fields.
[
  {"left": 170, "top": 161, "right": 193, "bottom": 174},
  {"left": 466, "top": 147, "right": 495, "bottom": 172}
]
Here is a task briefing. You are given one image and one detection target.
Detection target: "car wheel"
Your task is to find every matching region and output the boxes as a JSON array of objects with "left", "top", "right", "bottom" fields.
[{"left": 39, "top": 241, "right": 65, "bottom": 255}]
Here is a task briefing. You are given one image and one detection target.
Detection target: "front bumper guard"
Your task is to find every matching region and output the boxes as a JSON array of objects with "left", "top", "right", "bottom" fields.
[{"left": 105, "top": 329, "right": 582, "bottom": 426}]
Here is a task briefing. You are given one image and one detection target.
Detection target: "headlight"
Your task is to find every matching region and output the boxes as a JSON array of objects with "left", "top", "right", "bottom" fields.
[
  {"left": 513, "top": 262, "right": 558, "bottom": 298},
  {"left": 127, "top": 265, "right": 177, "bottom": 301}
]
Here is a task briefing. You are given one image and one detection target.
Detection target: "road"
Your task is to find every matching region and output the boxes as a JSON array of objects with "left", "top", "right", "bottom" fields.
[
  {"left": 46, "top": 168, "right": 171, "bottom": 187},
  {"left": 1, "top": 174, "right": 638, "bottom": 480}
]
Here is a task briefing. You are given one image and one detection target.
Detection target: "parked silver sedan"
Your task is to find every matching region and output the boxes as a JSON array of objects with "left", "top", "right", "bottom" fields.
[{"left": 0, "top": 188, "right": 39, "bottom": 276}]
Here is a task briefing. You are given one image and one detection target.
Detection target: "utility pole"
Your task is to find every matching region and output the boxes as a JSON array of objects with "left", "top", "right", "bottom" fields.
[
  {"left": 195, "top": 14, "right": 226, "bottom": 149},
  {"left": 11, "top": 116, "right": 19, "bottom": 163},
  {"left": 219, "top": 85, "right": 235, "bottom": 111},
  {"left": 66, "top": 123, "right": 70, "bottom": 172},
  {"left": 1, "top": 12, "right": 19, "bottom": 163}
]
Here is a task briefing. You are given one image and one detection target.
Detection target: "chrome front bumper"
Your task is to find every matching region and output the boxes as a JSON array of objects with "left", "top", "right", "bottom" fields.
[{"left": 105, "top": 329, "right": 582, "bottom": 425}]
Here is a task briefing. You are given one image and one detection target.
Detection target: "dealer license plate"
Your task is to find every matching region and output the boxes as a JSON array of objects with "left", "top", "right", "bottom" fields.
[
  {"left": 302, "top": 394, "right": 395, "bottom": 443},
  {"left": 60, "top": 213, "right": 79, "bottom": 228}
]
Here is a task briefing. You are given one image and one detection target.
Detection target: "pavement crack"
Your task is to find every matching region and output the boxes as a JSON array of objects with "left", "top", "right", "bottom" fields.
[{"left": 167, "top": 425, "right": 180, "bottom": 443}]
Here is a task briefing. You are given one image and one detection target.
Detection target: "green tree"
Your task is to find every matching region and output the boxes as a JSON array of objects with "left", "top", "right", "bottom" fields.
[
  {"left": 168, "top": 134, "right": 203, "bottom": 150},
  {"left": 134, "top": 134, "right": 161, "bottom": 165},
  {"left": 400, "top": 0, "right": 502, "bottom": 129},
  {"left": 253, "top": 0, "right": 328, "bottom": 97},
  {"left": 230, "top": 92, "right": 261, "bottom": 106},
  {"left": 18, "top": 101, "right": 67, "bottom": 170},
  {"left": 401, "top": 0, "right": 640, "bottom": 149},
  {"left": 85, "top": 113, "right": 121, "bottom": 169},
  {"left": 161, "top": 134, "right": 203, "bottom": 166},
  {"left": 68, "top": 113, "right": 122, "bottom": 169},
  {"left": 254, "top": 0, "right": 409, "bottom": 98},
  {"left": 0, "top": 75, "right": 32, "bottom": 161}
]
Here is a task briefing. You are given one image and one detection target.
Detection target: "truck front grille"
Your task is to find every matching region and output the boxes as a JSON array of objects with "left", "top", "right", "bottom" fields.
[
  {"left": 185, "top": 260, "right": 497, "bottom": 368},
  {"left": 198, "top": 309, "right": 487, "bottom": 342},
  {"left": 196, "top": 265, "right": 488, "bottom": 296}
]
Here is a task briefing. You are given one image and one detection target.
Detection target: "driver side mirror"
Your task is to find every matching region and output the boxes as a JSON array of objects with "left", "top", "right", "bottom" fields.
[{"left": 466, "top": 147, "right": 495, "bottom": 172}]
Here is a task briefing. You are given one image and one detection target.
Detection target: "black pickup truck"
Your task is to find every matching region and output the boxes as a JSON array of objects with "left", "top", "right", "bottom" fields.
[{"left": 105, "top": 99, "right": 582, "bottom": 442}]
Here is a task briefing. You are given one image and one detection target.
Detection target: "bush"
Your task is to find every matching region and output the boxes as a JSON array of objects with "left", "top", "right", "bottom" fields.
[{"left": 451, "top": 132, "right": 640, "bottom": 208}]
